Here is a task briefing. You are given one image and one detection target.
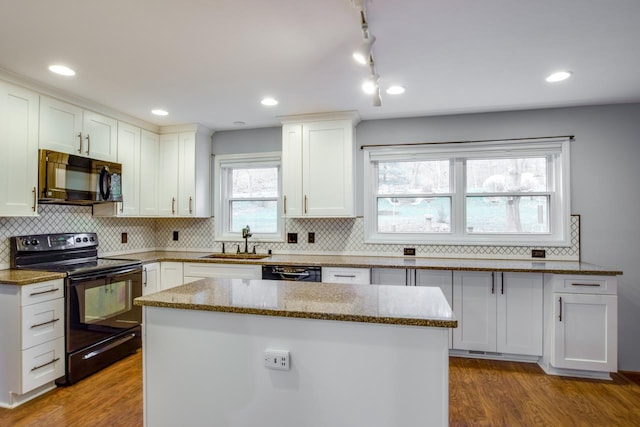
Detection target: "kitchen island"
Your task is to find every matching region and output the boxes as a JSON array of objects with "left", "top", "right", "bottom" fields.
[{"left": 135, "top": 278, "right": 456, "bottom": 427}]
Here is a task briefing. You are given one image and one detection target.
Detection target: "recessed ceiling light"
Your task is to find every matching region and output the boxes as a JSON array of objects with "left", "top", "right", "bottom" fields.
[
  {"left": 151, "top": 109, "right": 169, "bottom": 116},
  {"left": 261, "top": 97, "right": 278, "bottom": 106},
  {"left": 386, "top": 85, "right": 405, "bottom": 95},
  {"left": 48, "top": 64, "right": 76, "bottom": 76},
  {"left": 546, "top": 71, "right": 572, "bottom": 83}
]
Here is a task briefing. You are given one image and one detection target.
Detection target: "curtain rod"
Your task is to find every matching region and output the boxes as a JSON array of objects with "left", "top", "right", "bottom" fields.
[{"left": 359, "top": 135, "right": 575, "bottom": 150}]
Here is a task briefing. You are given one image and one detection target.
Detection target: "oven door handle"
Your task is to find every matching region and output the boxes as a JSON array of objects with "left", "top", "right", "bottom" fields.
[{"left": 82, "top": 333, "right": 137, "bottom": 360}]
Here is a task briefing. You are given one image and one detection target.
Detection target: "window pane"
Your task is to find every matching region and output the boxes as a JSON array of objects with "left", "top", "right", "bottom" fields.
[
  {"left": 378, "top": 161, "right": 450, "bottom": 194},
  {"left": 231, "top": 168, "right": 278, "bottom": 198},
  {"left": 230, "top": 201, "right": 278, "bottom": 233},
  {"left": 465, "top": 196, "right": 549, "bottom": 233},
  {"left": 377, "top": 197, "right": 451, "bottom": 233},
  {"left": 466, "top": 158, "right": 547, "bottom": 193}
]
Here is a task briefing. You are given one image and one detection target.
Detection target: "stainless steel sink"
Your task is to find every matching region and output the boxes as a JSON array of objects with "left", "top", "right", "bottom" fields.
[{"left": 200, "top": 253, "right": 269, "bottom": 260}]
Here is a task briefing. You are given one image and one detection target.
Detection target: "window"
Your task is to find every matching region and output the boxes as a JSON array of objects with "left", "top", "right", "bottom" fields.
[
  {"left": 214, "top": 152, "right": 283, "bottom": 242},
  {"left": 364, "top": 138, "right": 571, "bottom": 245}
]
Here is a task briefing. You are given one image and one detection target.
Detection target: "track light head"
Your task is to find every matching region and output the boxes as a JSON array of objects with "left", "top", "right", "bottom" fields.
[
  {"left": 373, "top": 86, "right": 382, "bottom": 107},
  {"left": 353, "top": 35, "right": 376, "bottom": 65}
]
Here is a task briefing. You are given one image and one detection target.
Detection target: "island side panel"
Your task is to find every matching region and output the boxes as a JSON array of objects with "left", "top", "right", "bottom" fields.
[{"left": 142, "top": 306, "right": 449, "bottom": 427}]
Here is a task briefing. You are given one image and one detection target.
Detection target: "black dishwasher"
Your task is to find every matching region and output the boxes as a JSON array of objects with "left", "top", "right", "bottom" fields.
[{"left": 262, "top": 265, "right": 321, "bottom": 282}]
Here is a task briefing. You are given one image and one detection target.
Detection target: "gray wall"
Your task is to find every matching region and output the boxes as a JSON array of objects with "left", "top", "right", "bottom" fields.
[{"left": 213, "top": 104, "right": 640, "bottom": 371}]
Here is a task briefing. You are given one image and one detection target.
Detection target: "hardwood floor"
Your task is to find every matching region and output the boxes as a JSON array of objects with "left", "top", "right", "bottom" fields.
[{"left": 1, "top": 351, "right": 639, "bottom": 426}]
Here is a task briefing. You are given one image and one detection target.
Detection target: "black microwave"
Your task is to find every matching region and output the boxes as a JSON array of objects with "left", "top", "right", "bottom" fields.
[{"left": 38, "top": 149, "right": 123, "bottom": 205}]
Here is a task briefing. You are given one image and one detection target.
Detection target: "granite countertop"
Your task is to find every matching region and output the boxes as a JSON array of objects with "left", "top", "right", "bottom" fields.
[
  {"left": 0, "top": 269, "right": 66, "bottom": 285},
  {"left": 119, "top": 250, "right": 623, "bottom": 275},
  {"left": 134, "top": 277, "right": 457, "bottom": 328}
]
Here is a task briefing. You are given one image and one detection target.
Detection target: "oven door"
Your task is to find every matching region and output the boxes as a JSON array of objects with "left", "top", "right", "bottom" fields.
[{"left": 66, "top": 267, "right": 142, "bottom": 353}]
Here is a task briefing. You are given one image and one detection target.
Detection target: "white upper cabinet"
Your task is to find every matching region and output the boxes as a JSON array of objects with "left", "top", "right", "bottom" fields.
[
  {"left": 158, "top": 133, "right": 180, "bottom": 216},
  {"left": 159, "top": 127, "right": 212, "bottom": 217},
  {"left": 139, "top": 130, "right": 160, "bottom": 216},
  {"left": 39, "top": 96, "right": 117, "bottom": 162},
  {"left": 281, "top": 112, "right": 359, "bottom": 218},
  {"left": 0, "top": 81, "right": 39, "bottom": 216},
  {"left": 116, "top": 122, "right": 141, "bottom": 216}
]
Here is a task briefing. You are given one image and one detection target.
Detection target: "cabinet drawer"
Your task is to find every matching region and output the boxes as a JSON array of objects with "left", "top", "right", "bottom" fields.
[
  {"left": 551, "top": 275, "right": 617, "bottom": 295},
  {"left": 21, "top": 337, "right": 65, "bottom": 393},
  {"left": 322, "top": 267, "right": 370, "bottom": 285},
  {"left": 22, "top": 298, "right": 64, "bottom": 350},
  {"left": 183, "top": 263, "right": 261, "bottom": 279},
  {"left": 21, "top": 280, "right": 64, "bottom": 306}
]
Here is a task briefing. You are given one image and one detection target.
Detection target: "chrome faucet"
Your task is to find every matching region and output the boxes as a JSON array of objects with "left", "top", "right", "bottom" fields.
[{"left": 241, "top": 225, "right": 252, "bottom": 253}]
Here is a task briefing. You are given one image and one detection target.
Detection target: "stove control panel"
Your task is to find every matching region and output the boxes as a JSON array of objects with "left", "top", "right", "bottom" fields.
[{"left": 12, "top": 233, "right": 98, "bottom": 251}]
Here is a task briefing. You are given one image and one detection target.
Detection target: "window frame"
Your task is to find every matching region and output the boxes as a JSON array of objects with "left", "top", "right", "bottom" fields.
[
  {"left": 364, "top": 138, "right": 571, "bottom": 246},
  {"left": 214, "top": 152, "right": 284, "bottom": 242}
]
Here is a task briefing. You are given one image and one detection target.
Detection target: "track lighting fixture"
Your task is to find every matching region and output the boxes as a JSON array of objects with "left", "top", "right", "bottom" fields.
[{"left": 353, "top": 34, "right": 376, "bottom": 65}]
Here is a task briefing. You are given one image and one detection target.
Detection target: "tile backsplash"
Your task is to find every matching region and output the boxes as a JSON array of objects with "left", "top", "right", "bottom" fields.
[{"left": 0, "top": 205, "right": 580, "bottom": 269}]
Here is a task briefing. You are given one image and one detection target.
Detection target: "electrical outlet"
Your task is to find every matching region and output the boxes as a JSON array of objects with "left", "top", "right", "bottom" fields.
[
  {"left": 264, "top": 349, "right": 290, "bottom": 371},
  {"left": 532, "top": 249, "right": 546, "bottom": 258},
  {"left": 121, "top": 232, "right": 128, "bottom": 244},
  {"left": 404, "top": 247, "right": 416, "bottom": 256},
  {"left": 287, "top": 233, "right": 298, "bottom": 244},
  {"left": 172, "top": 231, "right": 179, "bottom": 241},
  {"left": 308, "top": 232, "right": 315, "bottom": 243}
]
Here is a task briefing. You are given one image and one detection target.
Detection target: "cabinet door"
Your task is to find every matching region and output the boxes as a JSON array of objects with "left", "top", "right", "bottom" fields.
[
  {"left": 302, "top": 120, "right": 354, "bottom": 217},
  {"left": 140, "top": 130, "right": 160, "bottom": 216},
  {"left": 178, "top": 132, "right": 196, "bottom": 216},
  {"left": 39, "top": 96, "right": 83, "bottom": 155},
  {"left": 158, "top": 134, "right": 179, "bottom": 216},
  {"left": 497, "top": 273, "right": 543, "bottom": 356},
  {"left": 0, "top": 82, "right": 38, "bottom": 216},
  {"left": 452, "top": 271, "right": 497, "bottom": 352},
  {"left": 282, "top": 124, "right": 303, "bottom": 217},
  {"left": 370, "top": 268, "right": 408, "bottom": 286},
  {"left": 416, "top": 270, "right": 453, "bottom": 349},
  {"left": 82, "top": 111, "right": 117, "bottom": 161},
  {"left": 553, "top": 293, "right": 617, "bottom": 372},
  {"left": 117, "top": 122, "right": 141, "bottom": 216},
  {"left": 159, "top": 262, "right": 183, "bottom": 290},
  {"left": 143, "top": 263, "right": 160, "bottom": 295},
  {"left": 183, "top": 263, "right": 261, "bottom": 280}
]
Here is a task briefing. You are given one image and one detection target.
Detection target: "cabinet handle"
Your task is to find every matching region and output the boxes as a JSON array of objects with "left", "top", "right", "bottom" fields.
[
  {"left": 172, "top": 197, "right": 176, "bottom": 215},
  {"left": 78, "top": 132, "right": 83, "bottom": 153},
  {"left": 120, "top": 201, "right": 124, "bottom": 213},
  {"left": 334, "top": 274, "right": 356, "bottom": 278},
  {"left": 571, "top": 283, "right": 601, "bottom": 287},
  {"left": 491, "top": 272, "right": 495, "bottom": 294},
  {"left": 29, "top": 288, "right": 60, "bottom": 297},
  {"left": 283, "top": 195, "right": 287, "bottom": 215},
  {"left": 558, "top": 296, "right": 563, "bottom": 322},
  {"left": 501, "top": 272, "right": 504, "bottom": 295},
  {"left": 85, "top": 134, "right": 91, "bottom": 154},
  {"left": 32, "top": 186, "right": 37, "bottom": 211},
  {"left": 189, "top": 196, "right": 193, "bottom": 214},
  {"left": 30, "top": 318, "right": 60, "bottom": 329},
  {"left": 31, "top": 357, "right": 60, "bottom": 372},
  {"left": 304, "top": 195, "right": 308, "bottom": 214}
]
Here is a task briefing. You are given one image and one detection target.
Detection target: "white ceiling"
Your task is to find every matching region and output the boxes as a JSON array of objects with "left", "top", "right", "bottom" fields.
[{"left": 2, "top": 0, "right": 640, "bottom": 131}]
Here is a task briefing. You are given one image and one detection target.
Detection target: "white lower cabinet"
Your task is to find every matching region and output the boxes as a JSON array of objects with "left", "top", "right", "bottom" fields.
[
  {"left": 322, "top": 267, "right": 370, "bottom": 285},
  {"left": 542, "top": 274, "right": 617, "bottom": 376},
  {"left": 0, "top": 279, "right": 65, "bottom": 408},
  {"left": 142, "top": 262, "right": 160, "bottom": 295},
  {"left": 183, "top": 262, "right": 261, "bottom": 282},
  {"left": 159, "top": 262, "right": 184, "bottom": 290},
  {"left": 452, "top": 271, "right": 543, "bottom": 357},
  {"left": 372, "top": 268, "right": 453, "bottom": 348}
]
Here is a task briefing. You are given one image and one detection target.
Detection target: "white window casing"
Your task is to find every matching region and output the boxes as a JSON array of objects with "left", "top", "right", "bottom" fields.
[
  {"left": 364, "top": 138, "right": 571, "bottom": 246},
  {"left": 214, "top": 152, "right": 284, "bottom": 242}
]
